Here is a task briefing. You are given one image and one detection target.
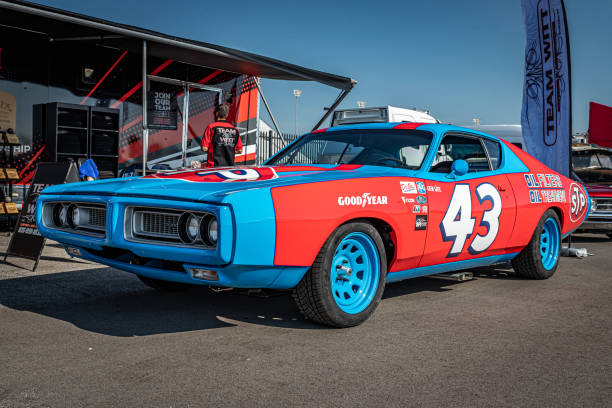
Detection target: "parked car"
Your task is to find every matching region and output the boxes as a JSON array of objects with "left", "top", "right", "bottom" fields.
[
  {"left": 572, "top": 143, "right": 612, "bottom": 238},
  {"left": 331, "top": 106, "right": 437, "bottom": 126},
  {"left": 36, "top": 123, "right": 589, "bottom": 327}
]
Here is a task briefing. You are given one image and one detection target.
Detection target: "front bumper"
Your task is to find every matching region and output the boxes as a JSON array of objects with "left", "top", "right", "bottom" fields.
[{"left": 65, "top": 244, "right": 307, "bottom": 289}]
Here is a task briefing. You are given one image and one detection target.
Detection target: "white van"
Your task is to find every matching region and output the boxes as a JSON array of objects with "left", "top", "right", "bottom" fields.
[{"left": 331, "top": 106, "right": 438, "bottom": 126}]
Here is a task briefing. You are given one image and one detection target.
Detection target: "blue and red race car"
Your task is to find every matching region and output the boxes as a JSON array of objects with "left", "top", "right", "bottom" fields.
[{"left": 36, "top": 123, "right": 589, "bottom": 327}]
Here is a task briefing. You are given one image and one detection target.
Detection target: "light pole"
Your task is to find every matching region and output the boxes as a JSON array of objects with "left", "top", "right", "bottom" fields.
[{"left": 293, "top": 89, "right": 302, "bottom": 134}]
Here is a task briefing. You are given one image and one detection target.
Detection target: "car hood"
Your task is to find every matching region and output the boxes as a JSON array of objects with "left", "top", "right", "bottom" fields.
[
  {"left": 584, "top": 183, "right": 612, "bottom": 198},
  {"left": 41, "top": 164, "right": 408, "bottom": 203}
]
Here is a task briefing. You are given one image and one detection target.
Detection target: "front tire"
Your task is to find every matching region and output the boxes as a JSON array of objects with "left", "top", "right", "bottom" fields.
[
  {"left": 512, "top": 209, "right": 561, "bottom": 279},
  {"left": 293, "top": 222, "right": 387, "bottom": 327}
]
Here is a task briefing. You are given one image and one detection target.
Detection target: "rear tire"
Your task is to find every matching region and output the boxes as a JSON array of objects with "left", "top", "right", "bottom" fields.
[
  {"left": 293, "top": 221, "right": 387, "bottom": 327},
  {"left": 512, "top": 209, "right": 561, "bottom": 279},
  {"left": 137, "top": 275, "right": 191, "bottom": 292}
]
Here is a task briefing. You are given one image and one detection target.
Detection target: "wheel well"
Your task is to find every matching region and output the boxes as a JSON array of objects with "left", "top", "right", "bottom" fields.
[
  {"left": 340, "top": 218, "right": 395, "bottom": 268},
  {"left": 550, "top": 206, "right": 564, "bottom": 229}
]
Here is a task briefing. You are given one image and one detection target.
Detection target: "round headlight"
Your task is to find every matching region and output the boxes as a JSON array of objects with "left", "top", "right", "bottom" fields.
[
  {"left": 208, "top": 219, "right": 218, "bottom": 243},
  {"left": 200, "top": 214, "right": 218, "bottom": 247},
  {"left": 53, "top": 203, "right": 68, "bottom": 227},
  {"left": 178, "top": 212, "right": 200, "bottom": 243},
  {"left": 187, "top": 215, "right": 200, "bottom": 241},
  {"left": 67, "top": 204, "right": 79, "bottom": 228},
  {"left": 71, "top": 207, "right": 80, "bottom": 227}
]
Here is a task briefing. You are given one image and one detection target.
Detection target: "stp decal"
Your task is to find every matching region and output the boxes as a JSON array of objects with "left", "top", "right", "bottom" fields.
[
  {"left": 145, "top": 167, "right": 278, "bottom": 182},
  {"left": 441, "top": 183, "right": 502, "bottom": 257},
  {"left": 569, "top": 183, "right": 587, "bottom": 222}
]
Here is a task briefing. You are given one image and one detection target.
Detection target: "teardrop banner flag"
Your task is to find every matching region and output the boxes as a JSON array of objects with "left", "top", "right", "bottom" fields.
[{"left": 521, "top": 0, "right": 571, "bottom": 176}]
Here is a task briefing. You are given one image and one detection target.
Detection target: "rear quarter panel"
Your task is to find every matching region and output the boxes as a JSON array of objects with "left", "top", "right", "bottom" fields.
[{"left": 503, "top": 141, "right": 589, "bottom": 245}]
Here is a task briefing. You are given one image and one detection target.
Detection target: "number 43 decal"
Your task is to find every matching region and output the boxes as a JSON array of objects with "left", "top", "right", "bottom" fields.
[{"left": 440, "top": 183, "right": 502, "bottom": 257}]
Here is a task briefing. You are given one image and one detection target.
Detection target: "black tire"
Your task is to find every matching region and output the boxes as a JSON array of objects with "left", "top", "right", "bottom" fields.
[
  {"left": 511, "top": 209, "right": 561, "bottom": 279},
  {"left": 607, "top": 234, "right": 612, "bottom": 240},
  {"left": 293, "top": 221, "right": 387, "bottom": 327},
  {"left": 137, "top": 275, "right": 191, "bottom": 292}
]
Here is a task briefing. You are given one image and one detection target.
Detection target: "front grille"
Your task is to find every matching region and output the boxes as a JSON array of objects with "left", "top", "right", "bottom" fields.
[
  {"left": 124, "top": 207, "right": 216, "bottom": 248},
  {"left": 588, "top": 198, "right": 612, "bottom": 222},
  {"left": 137, "top": 211, "right": 180, "bottom": 238},
  {"left": 42, "top": 202, "right": 107, "bottom": 237},
  {"left": 593, "top": 198, "right": 612, "bottom": 212},
  {"left": 88, "top": 207, "right": 106, "bottom": 229}
]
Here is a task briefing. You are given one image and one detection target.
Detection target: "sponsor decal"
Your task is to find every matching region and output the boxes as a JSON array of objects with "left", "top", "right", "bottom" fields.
[
  {"left": 427, "top": 185, "right": 442, "bottom": 193},
  {"left": 416, "top": 182, "right": 426, "bottom": 194},
  {"left": 524, "top": 173, "right": 563, "bottom": 188},
  {"left": 415, "top": 215, "right": 428, "bottom": 230},
  {"left": 422, "top": 205, "right": 428, "bottom": 214},
  {"left": 147, "top": 167, "right": 278, "bottom": 182},
  {"left": 412, "top": 205, "right": 421, "bottom": 213},
  {"left": 338, "top": 193, "right": 388, "bottom": 208},
  {"left": 400, "top": 181, "right": 417, "bottom": 194},
  {"left": 416, "top": 195, "right": 427, "bottom": 204},
  {"left": 401, "top": 197, "right": 415, "bottom": 204},
  {"left": 524, "top": 173, "right": 566, "bottom": 204},
  {"left": 569, "top": 183, "right": 587, "bottom": 222}
]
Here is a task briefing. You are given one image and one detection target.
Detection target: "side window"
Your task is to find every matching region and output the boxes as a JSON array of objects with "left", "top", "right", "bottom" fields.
[
  {"left": 430, "top": 135, "right": 490, "bottom": 173},
  {"left": 483, "top": 139, "right": 502, "bottom": 170}
]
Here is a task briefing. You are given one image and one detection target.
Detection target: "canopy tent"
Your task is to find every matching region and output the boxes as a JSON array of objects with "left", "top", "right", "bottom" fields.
[
  {"left": 0, "top": 0, "right": 355, "bottom": 90},
  {"left": 0, "top": 0, "right": 356, "bottom": 171}
]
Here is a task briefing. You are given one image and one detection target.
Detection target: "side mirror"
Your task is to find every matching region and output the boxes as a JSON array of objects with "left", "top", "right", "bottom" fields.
[{"left": 448, "top": 159, "right": 468, "bottom": 178}]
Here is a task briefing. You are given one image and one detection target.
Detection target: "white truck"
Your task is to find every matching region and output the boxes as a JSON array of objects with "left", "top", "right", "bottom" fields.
[{"left": 331, "top": 106, "right": 438, "bottom": 126}]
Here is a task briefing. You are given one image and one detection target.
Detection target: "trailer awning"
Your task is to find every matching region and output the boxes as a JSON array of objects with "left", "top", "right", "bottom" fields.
[{"left": 0, "top": 0, "right": 356, "bottom": 91}]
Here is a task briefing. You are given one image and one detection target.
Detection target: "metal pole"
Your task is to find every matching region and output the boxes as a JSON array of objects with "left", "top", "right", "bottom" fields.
[
  {"left": 268, "top": 131, "right": 273, "bottom": 160},
  {"left": 141, "top": 40, "right": 148, "bottom": 175},
  {"left": 254, "top": 79, "right": 285, "bottom": 145},
  {"left": 181, "top": 84, "right": 189, "bottom": 168},
  {"left": 312, "top": 89, "right": 350, "bottom": 131},
  {"left": 295, "top": 96, "right": 298, "bottom": 135}
]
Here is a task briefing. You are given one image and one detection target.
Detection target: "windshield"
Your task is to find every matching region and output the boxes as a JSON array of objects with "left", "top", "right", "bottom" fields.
[
  {"left": 573, "top": 150, "right": 612, "bottom": 170},
  {"left": 266, "top": 129, "right": 433, "bottom": 169}
]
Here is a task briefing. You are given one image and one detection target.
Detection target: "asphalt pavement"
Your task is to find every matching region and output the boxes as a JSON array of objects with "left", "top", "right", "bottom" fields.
[{"left": 0, "top": 234, "right": 611, "bottom": 407}]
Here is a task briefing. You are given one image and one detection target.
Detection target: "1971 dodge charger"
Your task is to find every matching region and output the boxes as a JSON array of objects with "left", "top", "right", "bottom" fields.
[{"left": 36, "top": 123, "right": 589, "bottom": 327}]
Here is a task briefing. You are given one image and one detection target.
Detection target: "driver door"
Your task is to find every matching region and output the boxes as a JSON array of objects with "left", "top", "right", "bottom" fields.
[{"left": 418, "top": 134, "right": 517, "bottom": 266}]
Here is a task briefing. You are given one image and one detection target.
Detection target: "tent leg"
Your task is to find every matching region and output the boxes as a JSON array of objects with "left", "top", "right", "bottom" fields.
[
  {"left": 254, "top": 79, "right": 285, "bottom": 146},
  {"left": 141, "top": 40, "right": 148, "bottom": 175},
  {"left": 312, "top": 89, "right": 351, "bottom": 131}
]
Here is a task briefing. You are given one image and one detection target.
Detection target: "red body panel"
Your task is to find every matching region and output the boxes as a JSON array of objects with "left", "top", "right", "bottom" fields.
[{"left": 269, "top": 140, "right": 588, "bottom": 272}]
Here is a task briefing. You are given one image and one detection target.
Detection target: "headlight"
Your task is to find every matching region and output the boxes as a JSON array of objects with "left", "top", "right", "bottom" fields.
[
  {"left": 208, "top": 219, "right": 218, "bottom": 243},
  {"left": 68, "top": 205, "right": 80, "bottom": 228},
  {"left": 178, "top": 213, "right": 200, "bottom": 243},
  {"left": 187, "top": 215, "right": 200, "bottom": 240},
  {"left": 53, "top": 203, "right": 68, "bottom": 227},
  {"left": 200, "top": 214, "right": 218, "bottom": 247}
]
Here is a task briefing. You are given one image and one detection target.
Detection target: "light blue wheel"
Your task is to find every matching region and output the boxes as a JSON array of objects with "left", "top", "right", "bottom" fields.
[
  {"left": 330, "top": 232, "right": 380, "bottom": 314},
  {"left": 540, "top": 217, "right": 560, "bottom": 270}
]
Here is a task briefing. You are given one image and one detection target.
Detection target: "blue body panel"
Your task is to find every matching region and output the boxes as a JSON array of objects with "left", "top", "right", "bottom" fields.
[{"left": 35, "top": 123, "right": 556, "bottom": 289}]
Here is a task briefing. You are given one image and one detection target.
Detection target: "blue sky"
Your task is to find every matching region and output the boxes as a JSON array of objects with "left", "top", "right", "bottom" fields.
[{"left": 36, "top": 0, "right": 612, "bottom": 134}]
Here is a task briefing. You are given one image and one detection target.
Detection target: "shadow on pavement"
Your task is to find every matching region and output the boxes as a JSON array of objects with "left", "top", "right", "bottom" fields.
[{"left": 0, "top": 264, "right": 480, "bottom": 336}]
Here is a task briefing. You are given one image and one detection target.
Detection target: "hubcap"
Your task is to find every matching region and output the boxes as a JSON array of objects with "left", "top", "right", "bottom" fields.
[
  {"left": 330, "top": 232, "right": 380, "bottom": 314},
  {"left": 540, "top": 217, "right": 560, "bottom": 270}
]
